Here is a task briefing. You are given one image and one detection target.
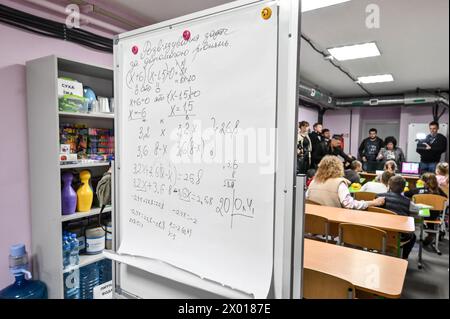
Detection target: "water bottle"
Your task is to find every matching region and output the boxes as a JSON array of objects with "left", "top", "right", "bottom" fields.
[
  {"left": 0, "top": 244, "right": 47, "bottom": 299},
  {"left": 80, "top": 263, "right": 99, "bottom": 299},
  {"left": 69, "top": 234, "right": 80, "bottom": 266},
  {"left": 62, "top": 236, "right": 71, "bottom": 269},
  {"left": 63, "top": 269, "right": 80, "bottom": 299}
]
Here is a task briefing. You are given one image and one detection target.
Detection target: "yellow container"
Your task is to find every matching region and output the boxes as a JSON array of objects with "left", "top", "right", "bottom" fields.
[{"left": 77, "top": 170, "right": 93, "bottom": 212}]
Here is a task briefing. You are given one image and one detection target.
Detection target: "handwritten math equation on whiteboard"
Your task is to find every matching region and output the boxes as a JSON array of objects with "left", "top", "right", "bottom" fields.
[{"left": 117, "top": 3, "right": 278, "bottom": 297}]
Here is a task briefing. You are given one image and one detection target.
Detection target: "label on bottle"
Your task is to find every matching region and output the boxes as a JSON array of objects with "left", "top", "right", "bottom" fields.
[
  {"left": 64, "top": 269, "right": 80, "bottom": 289},
  {"left": 86, "top": 236, "right": 105, "bottom": 254},
  {"left": 77, "top": 236, "right": 86, "bottom": 251}
]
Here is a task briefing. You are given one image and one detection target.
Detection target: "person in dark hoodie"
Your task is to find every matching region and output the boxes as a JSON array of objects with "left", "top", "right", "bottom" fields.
[
  {"left": 376, "top": 176, "right": 417, "bottom": 259},
  {"left": 416, "top": 121, "right": 448, "bottom": 174},
  {"left": 358, "top": 128, "right": 384, "bottom": 172}
]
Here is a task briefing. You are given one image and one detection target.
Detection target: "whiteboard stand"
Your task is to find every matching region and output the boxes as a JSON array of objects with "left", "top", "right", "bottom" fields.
[{"left": 110, "top": 0, "right": 303, "bottom": 299}]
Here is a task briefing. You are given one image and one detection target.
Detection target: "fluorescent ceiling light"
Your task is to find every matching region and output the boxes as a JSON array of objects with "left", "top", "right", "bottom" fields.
[
  {"left": 327, "top": 42, "right": 381, "bottom": 61},
  {"left": 357, "top": 74, "right": 394, "bottom": 84},
  {"left": 302, "top": 0, "right": 351, "bottom": 12}
]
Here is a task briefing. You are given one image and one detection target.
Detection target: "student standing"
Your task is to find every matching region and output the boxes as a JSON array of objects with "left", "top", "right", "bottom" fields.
[
  {"left": 297, "top": 121, "right": 312, "bottom": 174},
  {"left": 416, "top": 121, "right": 448, "bottom": 173},
  {"left": 358, "top": 128, "right": 384, "bottom": 172},
  {"left": 309, "top": 123, "right": 323, "bottom": 150},
  {"left": 311, "top": 136, "right": 354, "bottom": 169}
]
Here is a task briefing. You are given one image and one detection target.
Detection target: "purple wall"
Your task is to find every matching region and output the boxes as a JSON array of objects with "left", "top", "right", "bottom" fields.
[
  {"left": 298, "top": 105, "right": 318, "bottom": 126},
  {"left": 323, "top": 105, "right": 449, "bottom": 157},
  {"left": 0, "top": 23, "right": 112, "bottom": 288}
]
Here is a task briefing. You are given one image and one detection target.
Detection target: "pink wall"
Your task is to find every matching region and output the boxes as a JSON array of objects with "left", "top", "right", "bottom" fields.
[
  {"left": 323, "top": 105, "right": 449, "bottom": 158},
  {"left": 0, "top": 23, "right": 112, "bottom": 288},
  {"left": 298, "top": 105, "right": 318, "bottom": 126}
]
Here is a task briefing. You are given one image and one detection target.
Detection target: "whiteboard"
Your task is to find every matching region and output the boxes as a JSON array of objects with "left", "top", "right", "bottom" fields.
[
  {"left": 407, "top": 123, "right": 448, "bottom": 162},
  {"left": 115, "top": 2, "right": 279, "bottom": 298}
]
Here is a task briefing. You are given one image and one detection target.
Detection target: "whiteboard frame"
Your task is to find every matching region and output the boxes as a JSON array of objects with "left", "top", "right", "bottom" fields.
[{"left": 112, "top": 0, "right": 302, "bottom": 299}]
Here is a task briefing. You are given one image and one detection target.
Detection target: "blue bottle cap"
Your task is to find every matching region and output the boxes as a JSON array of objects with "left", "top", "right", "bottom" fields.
[
  {"left": 71, "top": 233, "right": 77, "bottom": 238},
  {"left": 10, "top": 244, "right": 26, "bottom": 257}
]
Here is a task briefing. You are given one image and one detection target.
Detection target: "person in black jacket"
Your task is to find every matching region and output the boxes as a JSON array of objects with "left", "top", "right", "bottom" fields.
[
  {"left": 376, "top": 176, "right": 416, "bottom": 259},
  {"left": 309, "top": 123, "right": 323, "bottom": 154},
  {"left": 358, "top": 128, "right": 384, "bottom": 172},
  {"left": 416, "top": 121, "right": 448, "bottom": 173},
  {"left": 312, "top": 136, "right": 354, "bottom": 169}
]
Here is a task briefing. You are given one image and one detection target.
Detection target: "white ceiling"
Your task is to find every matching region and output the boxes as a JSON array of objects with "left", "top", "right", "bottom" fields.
[{"left": 106, "top": 0, "right": 449, "bottom": 98}]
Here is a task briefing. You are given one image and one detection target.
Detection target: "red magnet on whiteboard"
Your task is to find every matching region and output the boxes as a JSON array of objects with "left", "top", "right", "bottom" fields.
[
  {"left": 132, "top": 46, "right": 139, "bottom": 55},
  {"left": 183, "top": 30, "right": 191, "bottom": 41}
]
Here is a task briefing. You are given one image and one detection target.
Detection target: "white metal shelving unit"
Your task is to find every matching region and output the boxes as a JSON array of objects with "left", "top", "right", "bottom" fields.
[{"left": 26, "top": 55, "right": 114, "bottom": 299}]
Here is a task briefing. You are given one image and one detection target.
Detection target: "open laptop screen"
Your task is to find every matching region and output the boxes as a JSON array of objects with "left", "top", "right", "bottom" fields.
[{"left": 401, "top": 162, "right": 420, "bottom": 175}]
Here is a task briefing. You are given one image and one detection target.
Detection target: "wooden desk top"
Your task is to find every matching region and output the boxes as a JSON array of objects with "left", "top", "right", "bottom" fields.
[
  {"left": 305, "top": 204, "right": 415, "bottom": 233},
  {"left": 304, "top": 239, "right": 408, "bottom": 298},
  {"left": 360, "top": 172, "right": 420, "bottom": 181}
]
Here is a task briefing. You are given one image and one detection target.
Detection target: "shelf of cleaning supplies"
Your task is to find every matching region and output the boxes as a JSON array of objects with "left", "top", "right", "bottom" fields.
[
  {"left": 62, "top": 254, "right": 105, "bottom": 274},
  {"left": 61, "top": 206, "right": 111, "bottom": 222}
]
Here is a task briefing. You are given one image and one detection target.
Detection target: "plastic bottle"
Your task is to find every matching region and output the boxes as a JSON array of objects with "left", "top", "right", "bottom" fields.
[
  {"left": 63, "top": 269, "right": 80, "bottom": 299},
  {"left": 80, "top": 263, "right": 99, "bottom": 299},
  {"left": 0, "top": 244, "right": 48, "bottom": 299},
  {"left": 62, "top": 236, "right": 71, "bottom": 269},
  {"left": 69, "top": 234, "right": 80, "bottom": 266}
]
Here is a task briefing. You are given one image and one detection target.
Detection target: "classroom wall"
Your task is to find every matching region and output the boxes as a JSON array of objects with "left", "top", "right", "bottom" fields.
[
  {"left": 322, "top": 105, "right": 449, "bottom": 159},
  {"left": 0, "top": 23, "right": 113, "bottom": 288},
  {"left": 298, "top": 105, "right": 318, "bottom": 126}
]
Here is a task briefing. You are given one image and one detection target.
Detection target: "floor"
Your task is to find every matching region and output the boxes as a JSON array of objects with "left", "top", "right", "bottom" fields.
[{"left": 402, "top": 232, "right": 449, "bottom": 299}]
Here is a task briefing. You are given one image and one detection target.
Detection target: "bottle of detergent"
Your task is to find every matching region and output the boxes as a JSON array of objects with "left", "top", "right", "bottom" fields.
[
  {"left": 77, "top": 170, "right": 93, "bottom": 212},
  {"left": 0, "top": 244, "right": 48, "bottom": 299}
]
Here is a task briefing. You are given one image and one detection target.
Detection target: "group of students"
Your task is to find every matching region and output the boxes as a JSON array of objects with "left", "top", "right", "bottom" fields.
[
  {"left": 297, "top": 121, "right": 354, "bottom": 174},
  {"left": 305, "top": 155, "right": 449, "bottom": 259}
]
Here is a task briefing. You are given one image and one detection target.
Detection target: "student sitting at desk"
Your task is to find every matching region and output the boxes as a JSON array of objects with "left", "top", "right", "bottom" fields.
[
  {"left": 404, "top": 172, "right": 447, "bottom": 199},
  {"left": 306, "top": 155, "right": 385, "bottom": 210},
  {"left": 361, "top": 171, "right": 395, "bottom": 194},
  {"left": 376, "top": 176, "right": 417, "bottom": 259},
  {"left": 344, "top": 160, "right": 363, "bottom": 184},
  {"left": 384, "top": 160, "right": 398, "bottom": 174},
  {"left": 435, "top": 162, "right": 449, "bottom": 187}
]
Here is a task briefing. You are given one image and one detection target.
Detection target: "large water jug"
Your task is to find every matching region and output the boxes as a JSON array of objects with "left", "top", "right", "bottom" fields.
[{"left": 0, "top": 244, "right": 47, "bottom": 299}]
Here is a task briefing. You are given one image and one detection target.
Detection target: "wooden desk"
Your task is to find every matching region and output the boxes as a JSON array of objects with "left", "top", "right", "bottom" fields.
[
  {"left": 360, "top": 172, "right": 421, "bottom": 190},
  {"left": 304, "top": 239, "right": 408, "bottom": 298},
  {"left": 305, "top": 204, "right": 415, "bottom": 233}
]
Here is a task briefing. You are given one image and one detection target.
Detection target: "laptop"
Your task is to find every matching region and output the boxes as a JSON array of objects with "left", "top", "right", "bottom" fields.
[{"left": 401, "top": 162, "right": 420, "bottom": 175}]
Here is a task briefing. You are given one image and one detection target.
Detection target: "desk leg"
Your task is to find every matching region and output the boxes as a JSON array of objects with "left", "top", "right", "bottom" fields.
[{"left": 418, "top": 219, "right": 423, "bottom": 269}]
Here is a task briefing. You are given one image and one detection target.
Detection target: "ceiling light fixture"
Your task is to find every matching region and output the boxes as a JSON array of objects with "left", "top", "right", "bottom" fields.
[
  {"left": 302, "top": 0, "right": 352, "bottom": 12},
  {"left": 357, "top": 74, "right": 394, "bottom": 84},
  {"left": 327, "top": 42, "right": 381, "bottom": 61}
]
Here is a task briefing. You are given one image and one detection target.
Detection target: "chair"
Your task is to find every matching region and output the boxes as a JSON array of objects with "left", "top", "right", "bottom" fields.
[
  {"left": 305, "top": 199, "right": 322, "bottom": 205},
  {"left": 367, "top": 207, "right": 397, "bottom": 215},
  {"left": 354, "top": 192, "right": 377, "bottom": 201},
  {"left": 413, "top": 194, "right": 448, "bottom": 255},
  {"left": 440, "top": 185, "right": 449, "bottom": 197},
  {"left": 303, "top": 268, "right": 355, "bottom": 299},
  {"left": 305, "top": 213, "right": 329, "bottom": 242},
  {"left": 338, "top": 223, "right": 387, "bottom": 254}
]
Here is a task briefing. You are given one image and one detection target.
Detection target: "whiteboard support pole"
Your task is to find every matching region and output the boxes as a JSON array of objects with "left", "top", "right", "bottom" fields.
[{"left": 272, "top": 0, "right": 302, "bottom": 299}]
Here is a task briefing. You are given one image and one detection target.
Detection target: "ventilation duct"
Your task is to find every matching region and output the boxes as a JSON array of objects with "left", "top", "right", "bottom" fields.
[
  {"left": 298, "top": 83, "right": 338, "bottom": 109},
  {"left": 336, "top": 93, "right": 449, "bottom": 108}
]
